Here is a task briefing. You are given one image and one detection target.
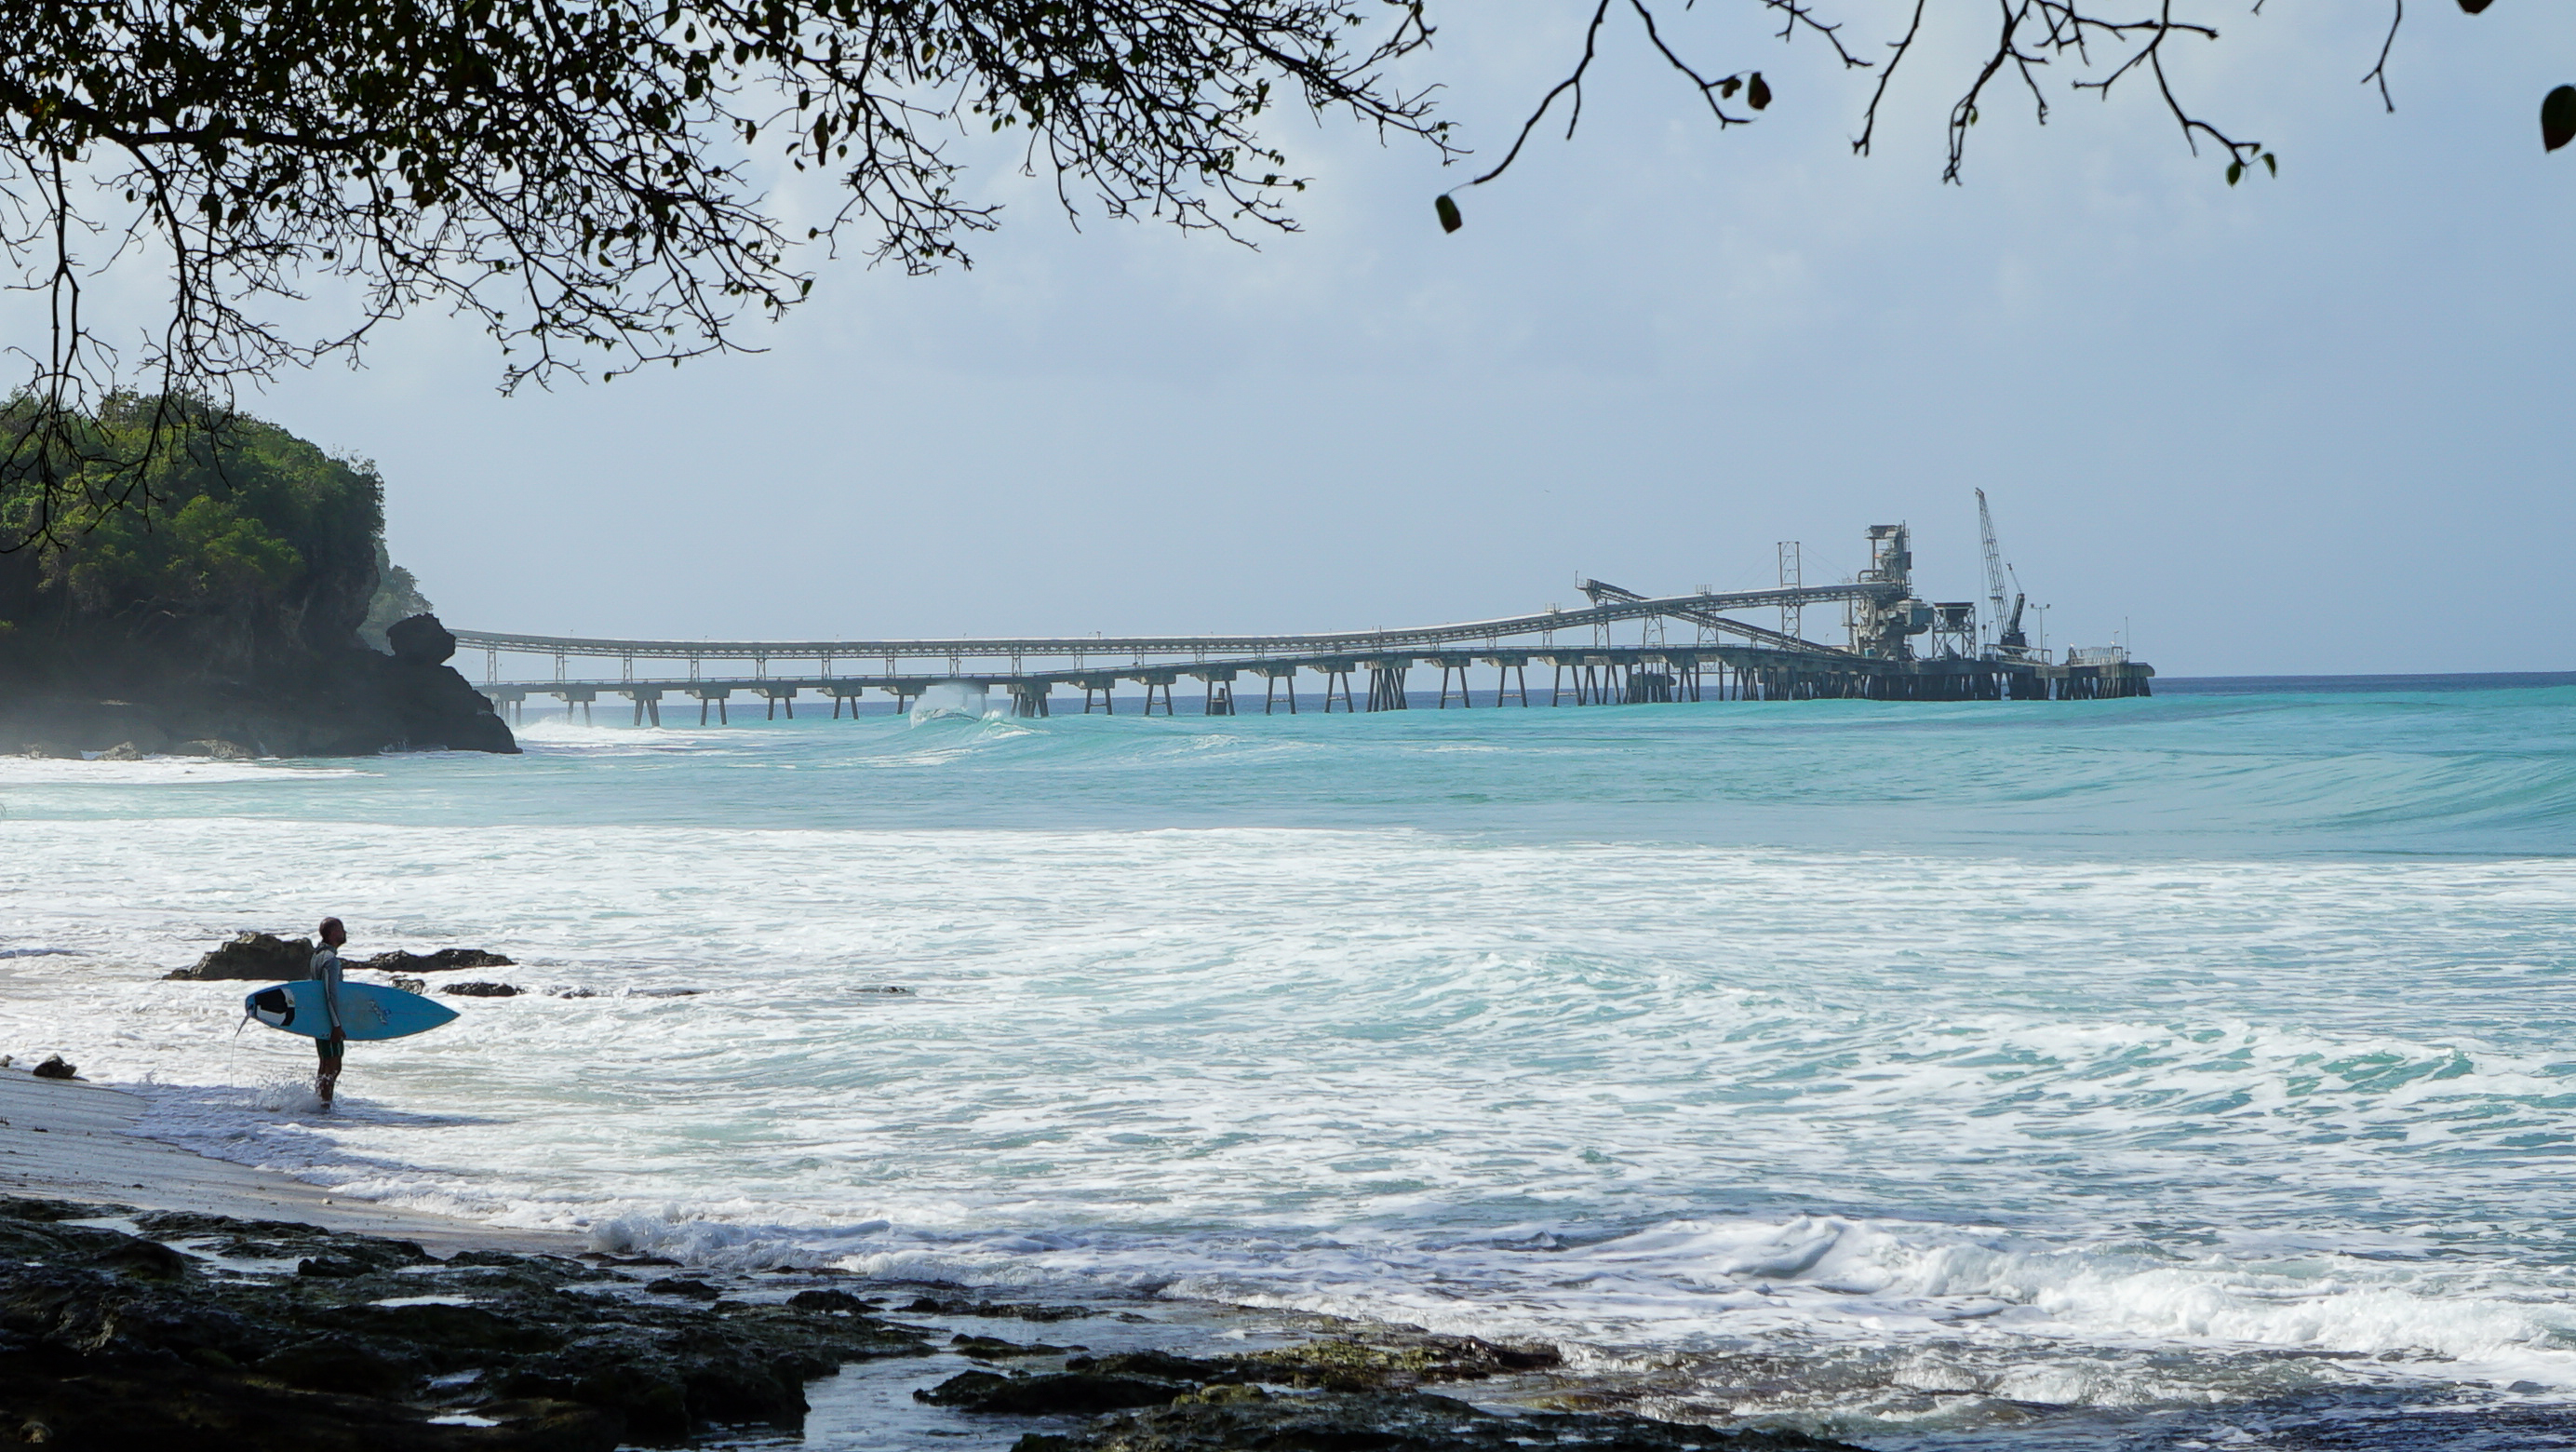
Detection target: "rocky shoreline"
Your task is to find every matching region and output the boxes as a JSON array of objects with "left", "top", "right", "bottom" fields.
[{"left": 0, "top": 1190, "right": 1864, "bottom": 1452}]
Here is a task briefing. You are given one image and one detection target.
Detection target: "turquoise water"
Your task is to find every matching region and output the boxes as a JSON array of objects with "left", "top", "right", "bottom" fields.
[{"left": 2, "top": 678, "right": 2572, "bottom": 1446}]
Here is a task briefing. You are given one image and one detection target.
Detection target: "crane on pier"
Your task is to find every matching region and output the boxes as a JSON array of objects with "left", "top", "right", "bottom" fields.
[{"left": 1976, "top": 490, "right": 2032, "bottom": 661}]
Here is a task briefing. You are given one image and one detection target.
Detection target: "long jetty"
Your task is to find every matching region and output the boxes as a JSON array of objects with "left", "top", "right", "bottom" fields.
[{"left": 459, "top": 527, "right": 2152, "bottom": 725}]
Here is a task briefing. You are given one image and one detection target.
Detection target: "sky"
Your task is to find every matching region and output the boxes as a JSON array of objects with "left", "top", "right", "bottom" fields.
[{"left": 199, "top": 5, "right": 2576, "bottom": 674}]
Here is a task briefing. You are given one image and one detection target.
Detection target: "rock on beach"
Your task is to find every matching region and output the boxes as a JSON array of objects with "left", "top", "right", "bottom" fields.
[
  {"left": 1012, "top": 1392, "right": 1866, "bottom": 1451},
  {"left": 0, "top": 1197, "right": 932, "bottom": 1449}
]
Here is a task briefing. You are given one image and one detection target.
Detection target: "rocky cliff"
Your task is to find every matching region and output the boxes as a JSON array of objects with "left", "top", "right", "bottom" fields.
[
  {"left": 0, "top": 402, "right": 515, "bottom": 757},
  {"left": 0, "top": 609, "right": 517, "bottom": 758}
]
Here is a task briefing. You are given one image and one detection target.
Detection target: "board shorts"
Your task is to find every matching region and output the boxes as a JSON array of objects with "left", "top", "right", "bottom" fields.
[{"left": 315, "top": 1035, "right": 345, "bottom": 1063}]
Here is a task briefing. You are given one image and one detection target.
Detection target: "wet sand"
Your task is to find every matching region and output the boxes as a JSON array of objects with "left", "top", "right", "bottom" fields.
[{"left": 0, "top": 1064, "right": 568, "bottom": 1253}]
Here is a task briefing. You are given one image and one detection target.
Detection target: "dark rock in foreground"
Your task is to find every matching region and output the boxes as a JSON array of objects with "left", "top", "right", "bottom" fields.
[
  {"left": 1011, "top": 1392, "right": 1866, "bottom": 1452},
  {"left": 901, "top": 1294, "right": 1097, "bottom": 1322},
  {"left": 29, "top": 1055, "right": 78, "bottom": 1080},
  {"left": 918, "top": 1368, "right": 1188, "bottom": 1415},
  {"left": 0, "top": 1198, "right": 930, "bottom": 1449},
  {"left": 1234, "top": 1332, "right": 1566, "bottom": 1390},
  {"left": 917, "top": 1329, "right": 1855, "bottom": 1452},
  {"left": 441, "top": 981, "right": 522, "bottom": 998},
  {"left": 1065, "top": 1350, "right": 1231, "bottom": 1380},
  {"left": 786, "top": 1287, "right": 881, "bottom": 1312},
  {"left": 0, "top": 1199, "right": 1858, "bottom": 1452},
  {"left": 955, "top": 1332, "right": 1073, "bottom": 1359}
]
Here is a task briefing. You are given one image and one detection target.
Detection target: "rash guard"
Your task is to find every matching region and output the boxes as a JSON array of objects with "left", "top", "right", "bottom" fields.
[{"left": 309, "top": 944, "right": 346, "bottom": 1036}]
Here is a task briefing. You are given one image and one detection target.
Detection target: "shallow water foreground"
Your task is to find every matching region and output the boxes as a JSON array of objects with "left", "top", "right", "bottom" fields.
[{"left": 2, "top": 678, "right": 2573, "bottom": 1448}]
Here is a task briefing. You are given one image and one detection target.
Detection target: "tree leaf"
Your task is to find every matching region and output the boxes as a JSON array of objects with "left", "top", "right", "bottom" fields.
[
  {"left": 2226, "top": 159, "right": 2243, "bottom": 185},
  {"left": 2261, "top": 152, "right": 2277, "bottom": 176},
  {"left": 1435, "top": 194, "right": 1462, "bottom": 233},
  {"left": 2545, "top": 86, "right": 2576, "bottom": 153},
  {"left": 2457, "top": 0, "right": 2493, "bottom": 13},
  {"left": 1747, "top": 73, "right": 1771, "bottom": 112}
]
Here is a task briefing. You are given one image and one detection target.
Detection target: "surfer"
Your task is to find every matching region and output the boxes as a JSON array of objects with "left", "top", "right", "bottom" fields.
[{"left": 310, "top": 917, "right": 349, "bottom": 1109}]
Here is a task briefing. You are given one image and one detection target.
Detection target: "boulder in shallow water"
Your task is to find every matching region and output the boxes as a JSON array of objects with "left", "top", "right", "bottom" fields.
[
  {"left": 167, "top": 931, "right": 312, "bottom": 981},
  {"left": 441, "top": 981, "right": 521, "bottom": 998},
  {"left": 30, "top": 1055, "right": 78, "bottom": 1080},
  {"left": 915, "top": 1369, "right": 1188, "bottom": 1416},
  {"left": 1063, "top": 1351, "right": 1231, "bottom": 1381},
  {"left": 902, "top": 1295, "right": 1094, "bottom": 1322},
  {"left": 356, "top": 947, "right": 515, "bottom": 974},
  {"left": 170, "top": 934, "right": 517, "bottom": 982},
  {"left": 954, "top": 1334, "right": 1070, "bottom": 1359},
  {"left": 785, "top": 1288, "right": 880, "bottom": 1313}
]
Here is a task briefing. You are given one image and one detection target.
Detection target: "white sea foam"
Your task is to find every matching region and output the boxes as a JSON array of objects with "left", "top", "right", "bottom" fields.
[
  {"left": 0, "top": 757, "right": 355, "bottom": 786},
  {"left": 908, "top": 680, "right": 991, "bottom": 721}
]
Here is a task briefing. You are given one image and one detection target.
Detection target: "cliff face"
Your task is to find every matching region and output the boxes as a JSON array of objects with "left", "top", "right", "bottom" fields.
[
  {"left": 0, "top": 403, "right": 516, "bottom": 757},
  {"left": 0, "top": 587, "right": 519, "bottom": 758},
  {"left": 0, "top": 642, "right": 517, "bottom": 756}
]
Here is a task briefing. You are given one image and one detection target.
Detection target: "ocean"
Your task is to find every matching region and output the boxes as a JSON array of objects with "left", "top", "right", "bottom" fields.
[{"left": 4, "top": 674, "right": 2573, "bottom": 1448}]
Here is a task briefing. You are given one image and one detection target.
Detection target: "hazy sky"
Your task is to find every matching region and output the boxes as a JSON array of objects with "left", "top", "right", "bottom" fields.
[{"left": 230, "top": 4, "right": 2569, "bottom": 675}]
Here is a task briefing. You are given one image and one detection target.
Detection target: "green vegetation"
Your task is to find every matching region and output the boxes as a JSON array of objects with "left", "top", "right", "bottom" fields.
[
  {"left": 358, "top": 541, "right": 436, "bottom": 652},
  {"left": 0, "top": 396, "right": 384, "bottom": 636}
]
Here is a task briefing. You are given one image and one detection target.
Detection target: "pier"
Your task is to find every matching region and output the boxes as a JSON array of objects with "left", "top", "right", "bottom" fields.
[{"left": 460, "top": 522, "right": 2153, "bottom": 724}]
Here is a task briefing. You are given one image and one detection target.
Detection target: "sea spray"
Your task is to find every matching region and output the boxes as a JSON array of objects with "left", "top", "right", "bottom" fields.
[{"left": 910, "top": 680, "right": 992, "bottom": 721}]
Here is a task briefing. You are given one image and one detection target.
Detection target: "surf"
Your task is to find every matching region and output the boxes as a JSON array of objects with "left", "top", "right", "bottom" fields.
[{"left": 2, "top": 676, "right": 2570, "bottom": 1441}]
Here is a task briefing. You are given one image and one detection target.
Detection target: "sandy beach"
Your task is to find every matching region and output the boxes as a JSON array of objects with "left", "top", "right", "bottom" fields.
[{"left": 0, "top": 1064, "right": 565, "bottom": 1253}]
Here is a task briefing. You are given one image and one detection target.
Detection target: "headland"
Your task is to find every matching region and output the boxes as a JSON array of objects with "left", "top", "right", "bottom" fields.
[{"left": 0, "top": 401, "right": 515, "bottom": 759}]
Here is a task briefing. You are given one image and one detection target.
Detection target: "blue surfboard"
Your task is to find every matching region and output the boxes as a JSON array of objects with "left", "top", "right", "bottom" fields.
[{"left": 244, "top": 980, "right": 459, "bottom": 1042}]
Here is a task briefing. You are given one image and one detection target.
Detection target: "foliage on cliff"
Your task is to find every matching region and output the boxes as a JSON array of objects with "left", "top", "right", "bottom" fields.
[
  {"left": 359, "top": 540, "right": 436, "bottom": 652},
  {"left": 0, "top": 397, "right": 384, "bottom": 666}
]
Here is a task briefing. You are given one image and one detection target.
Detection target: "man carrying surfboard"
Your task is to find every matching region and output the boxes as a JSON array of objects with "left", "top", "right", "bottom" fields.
[
  {"left": 311, "top": 917, "right": 349, "bottom": 1109},
  {"left": 240, "top": 934, "right": 457, "bottom": 1088}
]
